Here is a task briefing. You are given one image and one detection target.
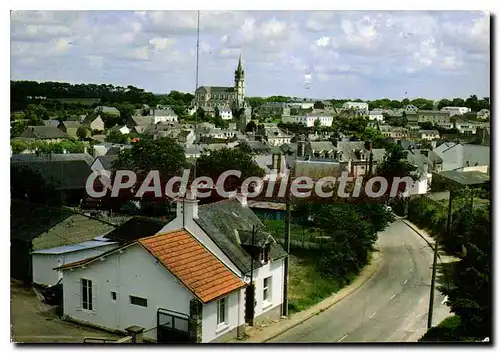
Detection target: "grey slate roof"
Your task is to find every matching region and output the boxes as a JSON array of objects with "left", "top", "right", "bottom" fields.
[
  {"left": 336, "top": 141, "right": 367, "bottom": 160},
  {"left": 82, "top": 114, "right": 103, "bottom": 125},
  {"left": 60, "top": 121, "right": 81, "bottom": 128},
  {"left": 195, "top": 199, "right": 287, "bottom": 274},
  {"left": 11, "top": 200, "right": 114, "bottom": 250},
  {"left": 130, "top": 116, "right": 154, "bottom": 126},
  {"left": 11, "top": 158, "right": 95, "bottom": 190},
  {"left": 200, "top": 86, "right": 234, "bottom": 93},
  {"left": 237, "top": 140, "right": 271, "bottom": 153},
  {"left": 310, "top": 141, "right": 335, "bottom": 152},
  {"left": 95, "top": 106, "right": 120, "bottom": 115},
  {"left": 11, "top": 153, "right": 94, "bottom": 166},
  {"left": 42, "top": 120, "right": 60, "bottom": 127},
  {"left": 95, "top": 155, "right": 118, "bottom": 170},
  {"left": 103, "top": 216, "right": 166, "bottom": 243},
  {"left": 19, "top": 126, "right": 68, "bottom": 139}
]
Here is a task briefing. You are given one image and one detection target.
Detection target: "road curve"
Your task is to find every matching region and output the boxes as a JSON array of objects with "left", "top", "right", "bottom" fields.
[{"left": 269, "top": 220, "right": 450, "bottom": 343}]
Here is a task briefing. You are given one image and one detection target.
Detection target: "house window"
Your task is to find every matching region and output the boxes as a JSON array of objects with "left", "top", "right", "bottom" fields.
[
  {"left": 111, "top": 291, "right": 117, "bottom": 301},
  {"left": 130, "top": 295, "right": 148, "bottom": 307},
  {"left": 217, "top": 297, "right": 226, "bottom": 325},
  {"left": 263, "top": 276, "right": 272, "bottom": 302},
  {"left": 81, "top": 279, "right": 93, "bottom": 310}
]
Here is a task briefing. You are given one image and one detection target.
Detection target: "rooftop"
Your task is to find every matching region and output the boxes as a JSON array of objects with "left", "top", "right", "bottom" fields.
[
  {"left": 31, "top": 240, "right": 117, "bottom": 255},
  {"left": 437, "top": 170, "right": 490, "bottom": 186},
  {"left": 139, "top": 229, "right": 246, "bottom": 303}
]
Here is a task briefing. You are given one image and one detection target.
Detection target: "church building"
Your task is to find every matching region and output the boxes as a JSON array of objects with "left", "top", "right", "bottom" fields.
[{"left": 192, "top": 56, "right": 251, "bottom": 131}]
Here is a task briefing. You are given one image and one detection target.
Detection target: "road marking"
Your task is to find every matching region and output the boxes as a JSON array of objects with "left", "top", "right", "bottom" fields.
[
  {"left": 369, "top": 312, "right": 377, "bottom": 319},
  {"left": 441, "top": 296, "right": 448, "bottom": 305},
  {"left": 390, "top": 293, "right": 396, "bottom": 300},
  {"left": 338, "top": 334, "right": 348, "bottom": 342},
  {"left": 404, "top": 279, "right": 408, "bottom": 284}
]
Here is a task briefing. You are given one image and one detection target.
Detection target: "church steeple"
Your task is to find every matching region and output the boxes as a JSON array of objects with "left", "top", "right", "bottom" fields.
[
  {"left": 234, "top": 55, "right": 245, "bottom": 112},
  {"left": 235, "top": 55, "right": 244, "bottom": 80}
]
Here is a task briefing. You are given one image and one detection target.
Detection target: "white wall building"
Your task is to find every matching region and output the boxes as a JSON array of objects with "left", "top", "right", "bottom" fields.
[
  {"left": 441, "top": 106, "right": 471, "bottom": 116},
  {"left": 219, "top": 108, "right": 233, "bottom": 120},
  {"left": 455, "top": 121, "right": 480, "bottom": 135},
  {"left": 151, "top": 109, "right": 179, "bottom": 124},
  {"left": 404, "top": 105, "right": 419, "bottom": 113},
  {"left": 342, "top": 102, "right": 369, "bottom": 114},
  {"left": 282, "top": 115, "right": 333, "bottom": 127},
  {"left": 477, "top": 109, "right": 490, "bottom": 120},
  {"left": 419, "top": 130, "right": 440, "bottom": 140},
  {"left": 32, "top": 240, "right": 118, "bottom": 286},
  {"left": 288, "top": 102, "right": 314, "bottom": 110},
  {"left": 368, "top": 111, "right": 384, "bottom": 121},
  {"left": 57, "top": 228, "right": 246, "bottom": 343},
  {"left": 160, "top": 193, "right": 286, "bottom": 327}
]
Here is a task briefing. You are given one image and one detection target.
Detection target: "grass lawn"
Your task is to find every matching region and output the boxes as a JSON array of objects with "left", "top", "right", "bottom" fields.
[
  {"left": 287, "top": 248, "right": 359, "bottom": 314},
  {"left": 263, "top": 219, "right": 324, "bottom": 242}
]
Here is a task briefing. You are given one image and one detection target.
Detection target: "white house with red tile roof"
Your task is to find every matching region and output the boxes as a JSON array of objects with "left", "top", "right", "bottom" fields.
[
  {"left": 159, "top": 191, "right": 287, "bottom": 328},
  {"left": 56, "top": 229, "right": 246, "bottom": 343}
]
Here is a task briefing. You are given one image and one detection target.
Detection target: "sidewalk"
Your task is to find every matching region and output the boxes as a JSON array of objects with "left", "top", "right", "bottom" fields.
[
  {"left": 398, "top": 217, "right": 460, "bottom": 263},
  {"left": 230, "top": 250, "right": 382, "bottom": 343}
]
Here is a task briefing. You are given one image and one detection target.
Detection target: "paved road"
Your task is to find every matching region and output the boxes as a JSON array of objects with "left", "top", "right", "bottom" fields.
[{"left": 269, "top": 220, "right": 451, "bottom": 343}]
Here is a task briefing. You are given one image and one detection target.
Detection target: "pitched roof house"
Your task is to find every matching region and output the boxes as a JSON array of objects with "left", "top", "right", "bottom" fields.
[
  {"left": 10, "top": 200, "right": 115, "bottom": 284},
  {"left": 160, "top": 192, "right": 287, "bottom": 329},
  {"left": 56, "top": 228, "right": 246, "bottom": 343},
  {"left": 82, "top": 115, "right": 105, "bottom": 131},
  {"left": 57, "top": 120, "right": 82, "bottom": 138},
  {"left": 18, "top": 126, "right": 68, "bottom": 141}
]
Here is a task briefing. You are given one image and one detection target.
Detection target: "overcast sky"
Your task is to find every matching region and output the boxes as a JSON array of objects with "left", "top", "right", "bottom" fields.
[{"left": 10, "top": 10, "right": 490, "bottom": 100}]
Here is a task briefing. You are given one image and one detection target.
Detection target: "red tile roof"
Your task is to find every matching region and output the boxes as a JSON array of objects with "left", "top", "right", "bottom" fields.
[{"left": 139, "top": 229, "right": 246, "bottom": 303}]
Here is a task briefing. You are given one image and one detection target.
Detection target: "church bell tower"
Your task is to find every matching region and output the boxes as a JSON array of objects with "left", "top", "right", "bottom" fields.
[{"left": 234, "top": 55, "right": 245, "bottom": 109}]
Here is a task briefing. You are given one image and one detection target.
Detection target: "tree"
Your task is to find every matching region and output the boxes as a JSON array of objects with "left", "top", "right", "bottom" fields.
[
  {"left": 114, "top": 103, "right": 135, "bottom": 122},
  {"left": 10, "top": 139, "right": 28, "bottom": 153},
  {"left": 76, "top": 126, "right": 90, "bottom": 140},
  {"left": 10, "top": 120, "right": 27, "bottom": 138},
  {"left": 437, "top": 99, "right": 452, "bottom": 110},
  {"left": 419, "top": 121, "right": 435, "bottom": 130},
  {"left": 439, "top": 205, "right": 490, "bottom": 340},
  {"left": 377, "top": 143, "right": 418, "bottom": 198},
  {"left": 362, "top": 127, "right": 383, "bottom": 142},
  {"left": 195, "top": 148, "right": 265, "bottom": 192},
  {"left": 313, "top": 118, "right": 322, "bottom": 131},
  {"left": 248, "top": 97, "right": 266, "bottom": 109},
  {"left": 106, "top": 130, "right": 129, "bottom": 144},
  {"left": 304, "top": 202, "right": 393, "bottom": 282},
  {"left": 246, "top": 120, "right": 257, "bottom": 132},
  {"left": 11, "top": 164, "right": 60, "bottom": 205},
  {"left": 114, "top": 136, "right": 187, "bottom": 180}
]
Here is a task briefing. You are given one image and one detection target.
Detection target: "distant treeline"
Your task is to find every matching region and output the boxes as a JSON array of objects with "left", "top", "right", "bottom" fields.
[{"left": 248, "top": 95, "right": 490, "bottom": 112}]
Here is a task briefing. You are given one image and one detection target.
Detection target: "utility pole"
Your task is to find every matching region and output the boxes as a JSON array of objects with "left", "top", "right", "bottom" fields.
[
  {"left": 282, "top": 167, "right": 292, "bottom": 317},
  {"left": 428, "top": 189, "right": 453, "bottom": 329},
  {"left": 193, "top": 10, "right": 200, "bottom": 182}
]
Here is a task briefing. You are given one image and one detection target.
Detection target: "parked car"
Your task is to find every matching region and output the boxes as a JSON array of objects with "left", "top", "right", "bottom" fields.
[{"left": 42, "top": 279, "right": 62, "bottom": 305}]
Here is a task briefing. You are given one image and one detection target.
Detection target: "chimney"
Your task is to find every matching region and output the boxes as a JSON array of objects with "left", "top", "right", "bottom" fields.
[
  {"left": 235, "top": 189, "right": 247, "bottom": 207},
  {"left": 297, "top": 139, "right": 305, "bottom": 157},
  {"left": 176, "top": 189, "right": 199, "bottom": 221},
  {"left": 423, "top": 162, "right": 429, "bottom": 178},
  {"left": 272, "top": 154, "right": 279, "bottom": 170}
]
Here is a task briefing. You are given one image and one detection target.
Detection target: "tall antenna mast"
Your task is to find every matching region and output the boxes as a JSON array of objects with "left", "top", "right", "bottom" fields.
[{"left": 193, "top": 10, "right": 200, "bottom": 181}]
